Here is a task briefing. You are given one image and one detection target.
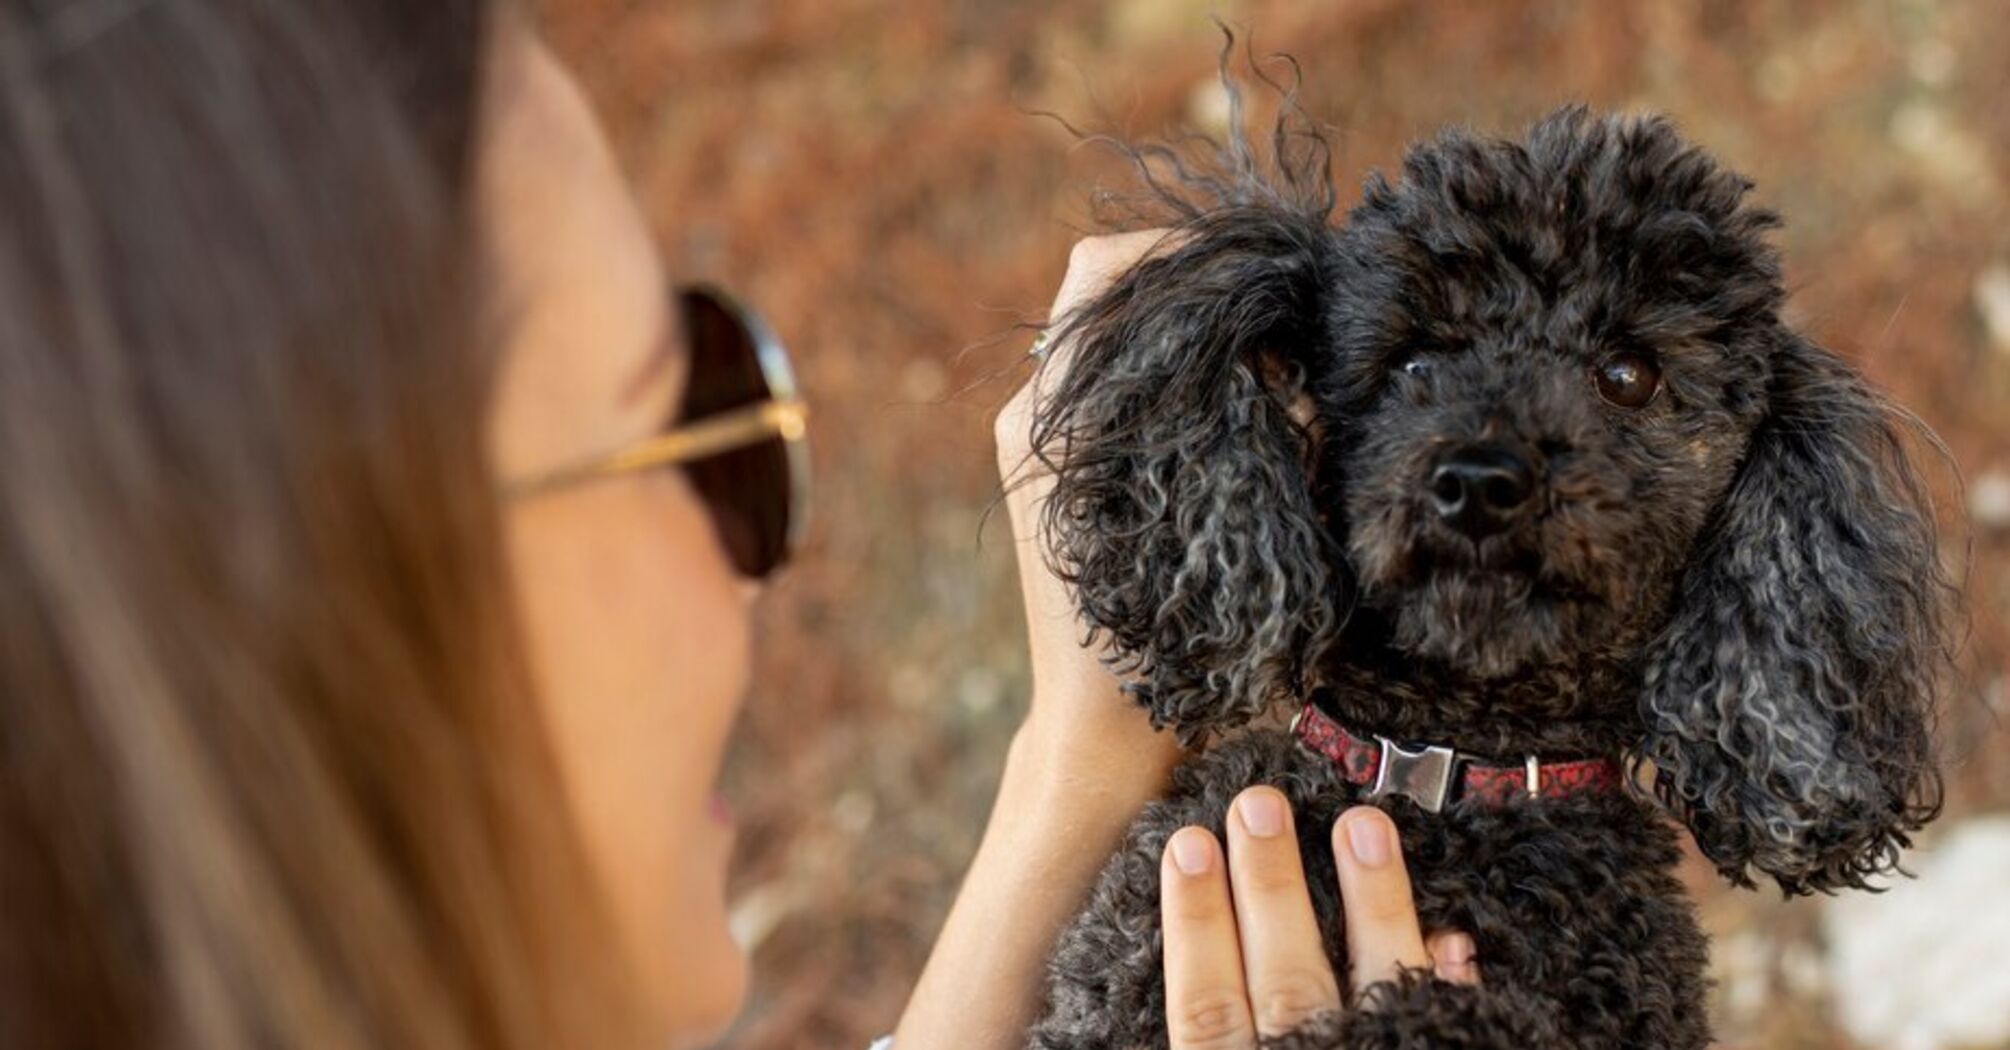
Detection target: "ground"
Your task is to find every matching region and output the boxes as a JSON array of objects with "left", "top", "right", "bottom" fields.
[{"left": 537, "top": 2, "right": 2010, "bottom": 1047}]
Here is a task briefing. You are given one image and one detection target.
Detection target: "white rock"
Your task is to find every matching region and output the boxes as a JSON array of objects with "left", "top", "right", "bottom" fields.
[
  {"left": 1187, "top": 77, "right": 1232, "bottom": 135},
  {"left": 1909, "top": 38, "right": 1956, "bottom": 87},
  {"left": 1891, "top": 104, "right": 1997, "bottom": 203},
  {"left": 1976, "top": 263, "right": 2010, "bottom": 356},
  {"left": 1715, "top": 930, "right": 1771, "bottom": 1026},
  {"left": 832, "top": 788, "right": 876, "bottom": 834},
  {"left": 1972, "top": 470, "right": 2010, "bottom": 532},
  {"left": 1824, "top": 817, "right": 2010, "bottom": 1050},
  {"left": 728, "top": 877, "right": 803, "bottom": 953}
]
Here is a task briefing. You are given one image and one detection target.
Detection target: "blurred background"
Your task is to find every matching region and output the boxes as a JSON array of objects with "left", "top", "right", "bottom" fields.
[{"left": 536, "top": 2, "right": 2009, "bottom": 1047}]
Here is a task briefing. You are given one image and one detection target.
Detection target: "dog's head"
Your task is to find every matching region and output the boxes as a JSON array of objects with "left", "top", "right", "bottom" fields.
[
  {"left": 1333, "top": 109, "right": 1783, "bottom": 680},
  {"left": 1032, "top": 106, "right": 1949, "bottom": 893}
]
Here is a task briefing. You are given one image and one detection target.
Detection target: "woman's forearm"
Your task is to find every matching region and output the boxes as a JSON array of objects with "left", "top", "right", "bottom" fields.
[{"left": 893, "top": 722, "right": 1178, "bottom": 1049}]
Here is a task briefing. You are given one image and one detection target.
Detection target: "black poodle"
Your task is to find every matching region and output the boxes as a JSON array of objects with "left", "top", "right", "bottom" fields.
[{"left": 1023, "top": 91, "right": 1953, "bottom": 1049}]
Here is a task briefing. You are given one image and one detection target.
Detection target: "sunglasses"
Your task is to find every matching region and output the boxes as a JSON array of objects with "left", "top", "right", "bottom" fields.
[{"left": 506, "top": 285, "right": 810, "bottom": 579}]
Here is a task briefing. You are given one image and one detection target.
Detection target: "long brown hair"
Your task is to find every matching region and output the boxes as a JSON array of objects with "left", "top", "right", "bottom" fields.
[{"left": 0, "top": 4, "right": 629, "bottom": 1047}]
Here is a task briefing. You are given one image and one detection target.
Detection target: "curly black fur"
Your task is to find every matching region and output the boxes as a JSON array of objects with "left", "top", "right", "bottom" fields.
[
  {"left": 1028, "top": 141, "right": 1343, "bottom": 742},
  {"left": 1027, "top": 59, "right": 1952, "bottom": 1050},
  {"left": 1259, "top": 973, "right": 1570, "bottom": 1050}
]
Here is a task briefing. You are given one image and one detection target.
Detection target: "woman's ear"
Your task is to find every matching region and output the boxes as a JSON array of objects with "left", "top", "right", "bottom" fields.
[
  {"left": 1026, "top": 203, "right": 1343, "bottom": 745},
  {"left": 1637, "top": 332, "right": 1953, "bottom": 895}
]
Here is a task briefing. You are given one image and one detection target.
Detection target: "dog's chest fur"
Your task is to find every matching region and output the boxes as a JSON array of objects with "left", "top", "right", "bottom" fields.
[{"left": 1030, "top": 730, "right": 1713, "bottom": 1050}]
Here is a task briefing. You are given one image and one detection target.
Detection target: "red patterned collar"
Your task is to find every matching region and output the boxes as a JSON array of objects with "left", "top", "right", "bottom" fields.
[{"left": 1291, "top": 703, "right": 1623, "bottom": 813}]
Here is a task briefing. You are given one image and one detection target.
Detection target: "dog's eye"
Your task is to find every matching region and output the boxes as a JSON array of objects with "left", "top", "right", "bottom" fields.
[
  {"left": 1399, "top": 356, "right": 1432, "bottom": 380},
  {"left": 1593, "top": 351, "right": 1662, "bottom": 408}
]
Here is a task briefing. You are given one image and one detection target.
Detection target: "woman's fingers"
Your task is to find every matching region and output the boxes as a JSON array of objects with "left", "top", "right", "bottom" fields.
[
  {"left": 1331, "top": 807, "right": 1434, "bottom": 995},
  {"left": 1424, "top": 929, "right": 1481, "bottom": 985},
  {"left": 1161, "top": 827, "right": 1257, "bottom": 1050},
  {"left": 1161, "top": 790, "right": 1344, "bottom": 1049},
  {"left": 1224, "top": 787, "right": 1342, "bottom": 1036},
  {"left": 996, "top": 230, "right": 1181, "bottom": 471},
  {"left": 1161, "top": 803, "right": 1479, "bottom": 1048}
]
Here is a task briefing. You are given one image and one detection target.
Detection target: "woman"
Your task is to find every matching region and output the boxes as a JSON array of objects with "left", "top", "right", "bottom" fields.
[{"left": 0, "top": 4, "right": 1468, "bottom": 1048}]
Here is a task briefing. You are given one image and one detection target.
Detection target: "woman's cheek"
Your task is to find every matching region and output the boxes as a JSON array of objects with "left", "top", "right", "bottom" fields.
[
  {"left": 508, "top": 473, "right": 754, "bottom": 1041},
  {"left": 629, "top": 473, "right": 755, "bottom": 1036}
]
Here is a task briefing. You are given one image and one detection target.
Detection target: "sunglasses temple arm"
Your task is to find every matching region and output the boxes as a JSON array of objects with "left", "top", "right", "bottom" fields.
[{"left": 506, "top": 398, "right": 808, "bottom": 500}]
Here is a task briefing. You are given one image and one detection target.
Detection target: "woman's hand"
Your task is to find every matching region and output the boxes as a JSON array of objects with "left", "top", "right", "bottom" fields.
[
  {"left": 993, "top": 229, "right": 1187, "bottom": 786},
  {"left": 1163, "top": 795, "right": 1479, "bottom": 1049},
  {"left": 896, "top": 232, "right": 1194, "bottom": 1049}
]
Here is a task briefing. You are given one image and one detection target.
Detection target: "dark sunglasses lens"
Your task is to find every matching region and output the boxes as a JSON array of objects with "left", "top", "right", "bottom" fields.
[{"left": 678, "top": 288, "right": 793, "bottom": 577}]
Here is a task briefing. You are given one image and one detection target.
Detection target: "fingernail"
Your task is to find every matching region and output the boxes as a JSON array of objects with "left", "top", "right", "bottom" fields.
[
  {"left": 1169, "top": 827, "right": 1215, "bottom": 876},
  {"left": 1237, "top": 789, "right": 1288, "bottom": 838},
  {"left": 1344, "top": 809, "right": 1393, "bottom": 868}
]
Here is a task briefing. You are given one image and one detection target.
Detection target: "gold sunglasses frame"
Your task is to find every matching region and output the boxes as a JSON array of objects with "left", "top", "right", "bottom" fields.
[{"left": 503, "top": 287, "right": 811, "bottom": 570}]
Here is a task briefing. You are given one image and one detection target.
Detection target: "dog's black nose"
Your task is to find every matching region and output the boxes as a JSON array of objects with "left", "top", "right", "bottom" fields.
[{"left": 1429, "top": 443, "right": 1537, "bottom": 538}]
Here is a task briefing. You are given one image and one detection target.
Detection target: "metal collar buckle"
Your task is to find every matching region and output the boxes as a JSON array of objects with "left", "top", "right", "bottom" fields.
[{"left": 1364, "top": 738, "right": 1459, "bottom": 813}]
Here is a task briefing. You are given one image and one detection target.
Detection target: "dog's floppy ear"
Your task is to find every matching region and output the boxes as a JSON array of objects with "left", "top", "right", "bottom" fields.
[
  {"left": 1026, "top": 194, "right": 1342, "bottom": 744},
  {"left": 1638, "top": 332, "right": 1950, "bottom": 894}
]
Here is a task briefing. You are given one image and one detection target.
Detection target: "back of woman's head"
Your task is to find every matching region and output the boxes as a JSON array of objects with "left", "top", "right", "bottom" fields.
[{"left": 0, "top": 4, "right": 626, "bottom": 1047}]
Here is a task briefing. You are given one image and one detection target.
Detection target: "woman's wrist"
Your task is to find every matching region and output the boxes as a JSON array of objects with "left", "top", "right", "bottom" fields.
[
  {"left": 893, "top": 707, "right": 1180, "bottom": 1050},
  {"left": 999, "top": 704, "right": 1184, "bottom": 825}
]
